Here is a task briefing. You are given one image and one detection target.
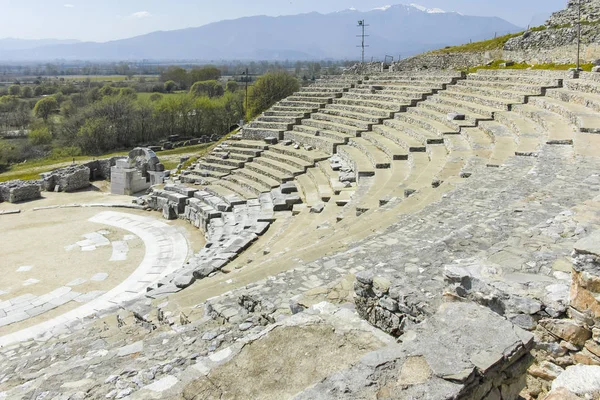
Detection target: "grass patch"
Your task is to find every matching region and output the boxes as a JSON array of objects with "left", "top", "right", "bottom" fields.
[
  {"left": 432, "top": 32, "right": 524, "bottom": 54},
  {"left": 466, "top": 60, "right": 595, "bottom": 73}
]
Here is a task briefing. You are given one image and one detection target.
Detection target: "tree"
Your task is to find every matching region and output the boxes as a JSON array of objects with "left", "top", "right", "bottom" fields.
[
  {"left": 21, "top": 86, "right": 33, "bottom": 98},
  {"left": 226, "top": 81, "right": 238, "bottom": 93},
  {"left": 246, "top": 72, "right": 299, "bottom": 120},
  {"left": 99, "top": 85, "right": 117, "bottom": 97},
  {"left": 149, "top": 93, "right": 163, "bottom": 102},
  {"left": 33, "top": 86, "right": 43, "bottom": 97},
  {"left": 190, "top": 80, "right": 224, "bottom": 98},
  {"left": 8, "top": 85, "right": 21, "bottom": 96},
  {"left": 34, "top": 97, "right": 58, "bottom": 122},
  {"left": 189, "top": 66, "right": 221, "bottom": 84},
  {"left": 164, "top": 80, "right": 177, "bottom": 93}
]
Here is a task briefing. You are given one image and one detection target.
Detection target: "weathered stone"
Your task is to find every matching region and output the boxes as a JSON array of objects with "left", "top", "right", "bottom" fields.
[
  {"left": 528, "top": 361, "right": 564, "bottom": 381},
  {"left": 539, "top": 319, "right": 591, "bottom": 346},
  {"left": 551, "top": 365, "right": 600, "bottom": 396}
]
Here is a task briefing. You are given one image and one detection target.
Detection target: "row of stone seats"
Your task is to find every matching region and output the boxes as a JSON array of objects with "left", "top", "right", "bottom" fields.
[
  {"left": 143, "top": 181, "right": 304, "bottom": 297},
  {"left": 241, "top": 76, "right": 361, "bottom": 140},
  {"left": 283, "top": 72, "right": 464, "bottom": 155}
]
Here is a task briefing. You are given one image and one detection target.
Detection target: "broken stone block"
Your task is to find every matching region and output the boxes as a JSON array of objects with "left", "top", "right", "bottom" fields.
[{"left": 447, "top": 112, "right": 466, "bottom": 121}]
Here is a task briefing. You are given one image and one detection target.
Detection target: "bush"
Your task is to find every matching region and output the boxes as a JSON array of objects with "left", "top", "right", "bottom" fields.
[
  {"left": 8, "top": 85, "right": 21, "bottom": 96},
  {"left": 164, "top": 80, "right": 177, "bottom": 93},
  {"left": 29, "top": 126, "right": 53, "bottom": 145},
  {"left": 149, "top": 93, "right": 163, "bottom": 102},
  {"left": 190, "top": 80, "right": 224, "bottom": 98}
]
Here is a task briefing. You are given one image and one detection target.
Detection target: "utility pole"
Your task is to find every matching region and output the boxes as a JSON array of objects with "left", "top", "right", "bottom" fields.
[
  {"left": 357, "top": 20, "right": 369, "bottom": 64},
  {"left": 576, "top": 0, "right": 582, "bottom": 71}
]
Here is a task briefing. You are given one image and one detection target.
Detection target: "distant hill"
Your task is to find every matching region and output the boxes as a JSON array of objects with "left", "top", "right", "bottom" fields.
[
  {"left": 0, "top": 4, "right": 521, "bottom": 61},
  {"left": 0, "top": 38, "right": 80, "bottom": 51}
]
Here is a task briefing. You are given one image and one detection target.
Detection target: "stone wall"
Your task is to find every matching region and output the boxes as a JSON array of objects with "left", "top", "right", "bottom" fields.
[
  {"left": 0, "top": 180, "right": 41, "bottom": 203},
  {"left": 546, "top": 0, "right": 600, "bottom": 26},
  {"left": 83, "top": 157, "right": 125, "bottom": 181},
  {"left": 40, "top": 165, "right": 91, "bottom": 192}
]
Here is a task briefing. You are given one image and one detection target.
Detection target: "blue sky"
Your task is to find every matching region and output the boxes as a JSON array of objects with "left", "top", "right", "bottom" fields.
[{"left": 0, "top": 0, "right": 567, "bottom": 42}]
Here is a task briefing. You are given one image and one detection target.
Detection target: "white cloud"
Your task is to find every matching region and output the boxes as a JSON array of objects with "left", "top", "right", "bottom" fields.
[
  {"left": 64, "top": 3, "right": 75, "bottom": 7},
  {"left": 130, "top": 11, "right": 151, "bottom": 19}
]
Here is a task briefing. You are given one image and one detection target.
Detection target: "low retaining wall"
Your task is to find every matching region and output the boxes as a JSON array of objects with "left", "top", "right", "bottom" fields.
[
  {"left": 40, "top": 165, "right": 91, "bottom": 192},
  {"left": 0, "top": 180, "right": 41, "bottom": 203}
]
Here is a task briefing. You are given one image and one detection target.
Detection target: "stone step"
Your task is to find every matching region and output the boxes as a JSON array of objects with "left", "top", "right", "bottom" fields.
[
  {"left": 227, "top": 140, "right": 270, "bottom": 151},
  {"left": 203, "top": 185, "right": 247, "bottom": 206},
  {"left": 404, "top": 107, "right": 462, "bottom": 134},
  {"left": 494, "top": 111, "right": 544, "bottom": 139},
  {"left": 580, "top": 71, "right": 600, "bottom": 83},
  {"left": 258, "top": 115, "right": 302, "bottom": 124},
  {"left": 196, "top": 161, "right": 239, "bottom": 174},
  {"left": 365, "top": 74, "right": 461, "bottom": 82},
  {"left": 359, "top": 131, "right": 410, "bottom": 160},
  {"left": 253, "top": 155, "right": 305, "bottom": 176},
  {"left": 247, "top": 121, "right": 293, "bottom": 131},
  {"left": 426, "top": 94, "right": 500, "bottom": 119},
  {"left": 204, "top": 157, "right": 245, "bottom": 168},
  {"left": 312, "top": 112, "right": 374, "bottom": 130},
  {"left": 240, "top": 162, "right": 294, "bottom": 184},
  {"left": 278, "top": 100, "right": 327, "bottom": 108},
  {"left": 299, "top": 86, "right": 347, "bottom": 93},
  {"left": 269, "top": 144, "right": 330, "bottom": 164},
  {"left": 242, "top": 127, "right": 284, "bottom": 141},
  {"left": 336, "top": 145, "right": 376, "bottom": 177},
  {"left": 459, "top": 125, "right": 494, "bottom": 153},
  {"left": 511, "top": 104, "right": 575, "bottom": 144},
  {"left": 213, "top": 179, "right": 258, "bottom": 200},
  {"left": 416, "top": 100, "right": 485, "bottom": 129},
  {"left": 528, "top": 96, "right": 600, "bottom": 133},
  {"left": 466, "top": 73, "right": 562, "bottom": 86},
  {"left": 295, "top": 173, "right": 322, "bottom": 206},
  {"left": 321, "top": 107, "right": 386, "bottom": 123},
  {"left": 323, "top": 103, "right": 393, "bottom": 119},
  {"left": 347, "top": 138, "right": 392, "bottom": 169},
  {"left": 293, "top": 124, "right": 353, "bottom": 144},
  {"left": 457, "top": 79, "right": 546, "bottom": 94},
  {"left": 225, "top": 173, "right": 273, "bottom": 195},
  {"left": 545, "top": 88, "right": 600, "bottom": 114},
  {"left": 271, "top": 105, "right": 319, "bottom": 113},
  {"left": 563, "top": 79, "right": 600, "bottom": 95},
  {"left": 341, "top": 91, "right": 422, "bottom": 104},
  {"left": 180, "top": 169, "right": 228, "bottom": 182},
  {"left": 211, "top": 151, "right": 254, "bottom": 163},
  {"left": 474, "top": 69, "right": 571, "bottom": 79},
  {"left": 436, "top": 90, "right": 513, "bottom": 111},
  {"left": 446, "top": 84, "right": 529, "bottom": 104},
  {"left": 306, "top": 166, "right": 334, "bottom": 202},
  {"left": 263, "top": 110, "right": 310, "bottom": 118},
  {"left": 286, "top": 96, "right": 333, "bottom": 104},
  {"left": 356, "top": 82, "right": 445, "bottom": 91},
  {"left": 301, "top": 118, "right": 364, "bottom": 137},
  {"left": 237, "top": 165, "right": 285, "bottom": 186},
  {"left": 292, "top": 91, "right": 342, "bottom": 99},
  {"left": 283, "top": 130, "right": 342, "bottom": 154},
  {"left": 372, "top": 124, "right": 428, "bottom": 152},
  {"left": 260, "top": 149, "right": 314, "bottom": 170},
  {"left": 333, "top": 97, "right": 403, "bottom": 112},
  {"left": 350, "top": 87, "right": 432, "bottom": 97},
  {"left": 317, "top": 161, "right": 348, "bottom": 194}
]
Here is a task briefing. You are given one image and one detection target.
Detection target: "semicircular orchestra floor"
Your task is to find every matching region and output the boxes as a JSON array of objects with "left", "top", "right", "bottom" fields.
[{"left": 0, "top": 207, "right": 190, "bottom": 346}]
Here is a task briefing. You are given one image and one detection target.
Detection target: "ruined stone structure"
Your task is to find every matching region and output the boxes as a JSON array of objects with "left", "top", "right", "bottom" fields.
[
  {"left": 0, "top": 180, "right": 41, "bottom": 203},
  {"left": 40, "top": 165, "right": 91, "bottom": 192},
  {"left": 110, "top": 148, "right": 166, "bottom": 195}
]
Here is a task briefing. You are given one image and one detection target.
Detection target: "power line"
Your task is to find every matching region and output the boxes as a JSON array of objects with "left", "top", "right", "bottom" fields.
[{"left": 357, "top": 20, "right": 370, "bottom": 64}]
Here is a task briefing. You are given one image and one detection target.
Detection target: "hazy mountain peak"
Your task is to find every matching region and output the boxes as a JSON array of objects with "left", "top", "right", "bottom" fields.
[{"left": 409, "top": 3, "right": 446, "bottom": 13}]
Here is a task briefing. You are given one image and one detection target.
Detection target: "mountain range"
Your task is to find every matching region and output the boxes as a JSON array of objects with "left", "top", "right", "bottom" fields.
[{"left": 0, "top": 4, "right": 521, "bottom": 62}]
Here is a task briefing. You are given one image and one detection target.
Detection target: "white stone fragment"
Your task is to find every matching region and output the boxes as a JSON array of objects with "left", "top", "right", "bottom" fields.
[
  {"left": 22, "top": 279, "right": 40, "bottom": 287},
  {"left": 16, "top": 266, "right": 32, "bottom": 272},
  {"left": 91, "top": 273, "right": 109, "bottom": 282},
  {"left": 110, "top": 241, "right": 129, "bottom": 262},
  {"left": 552, "top": 365, "right": 600, "bottom": 395},
  {"left": 144, "top": 375, "right": 179, "bottom": 392}
]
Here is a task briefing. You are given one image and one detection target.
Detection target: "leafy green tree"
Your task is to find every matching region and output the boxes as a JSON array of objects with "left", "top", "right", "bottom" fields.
[
  {"left": 246, "top": 72, "right": 299, "bottom": 120},
  {"left": 119, "top": 87, "right": 138, "bottom": 99},
  {"left": 189, "top": 66, "right": 221, "bottom": 84},
  {"left": 33, "top": 97, "right": 58, "bottom": 122},
  {"left": 149, "top": 93, "right": 163, "bottom": 102},
  {"left": 164, "top": 80, "right": 177, "bottom": 93},
  {"left": 33, "top": 86, "right": 43, "bottom": 97},
  {"left": 21, "top": 86, "right": 33, "bottom": 98},
  {"left": 29, "top": 126, "right": 53, "bottom": 145},
  {"left": 190, "top": 80, "right": 224, "bottom": 98},
  {"left": 99, "top": 85, "right": 117, "bottom": 97},
  {"left": 226, "top": 81, "right": 238, "bottom": 93},
  {"left": 77, "top": 117, "right": 116, "bottom": 155},
  {"left": 8, "top": 85, "right": 21, "bottom": 96}
]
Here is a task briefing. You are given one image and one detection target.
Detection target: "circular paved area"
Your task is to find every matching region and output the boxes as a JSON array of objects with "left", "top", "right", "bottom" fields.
[{"left": 0, "top": 207, "right": 190, "bottom": 347}]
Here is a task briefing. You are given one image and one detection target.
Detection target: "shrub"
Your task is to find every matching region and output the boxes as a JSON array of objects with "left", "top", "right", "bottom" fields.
[{"left": 29, "top": 126, "right": 53, "bottom": 145}]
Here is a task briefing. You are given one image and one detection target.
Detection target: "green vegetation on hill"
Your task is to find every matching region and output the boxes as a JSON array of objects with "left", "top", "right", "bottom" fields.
[
  {"left": 466, "top": 60, "right": 595, "bottom": 73},
  {"left": 432, "top": 32, "right": 524, "bottom": 54}
]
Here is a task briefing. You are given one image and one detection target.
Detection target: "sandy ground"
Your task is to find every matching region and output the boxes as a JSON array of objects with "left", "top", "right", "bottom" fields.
[{"left": 0, "top": 183, "right": 206, "bottom": 335}]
